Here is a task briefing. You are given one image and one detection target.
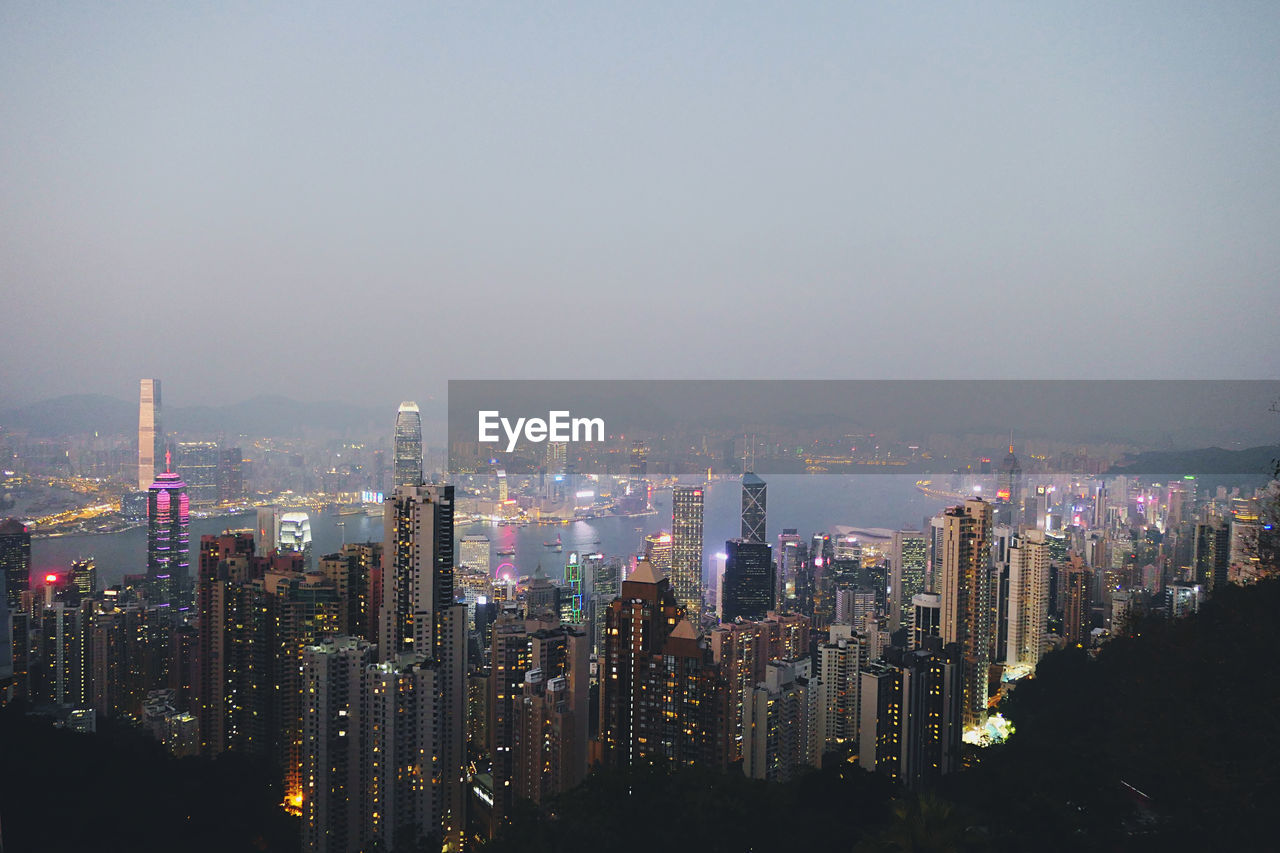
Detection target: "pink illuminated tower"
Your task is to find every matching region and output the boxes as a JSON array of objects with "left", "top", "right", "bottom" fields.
[{"left": 147, "top": 449, "right": 189, "bottom": 610}]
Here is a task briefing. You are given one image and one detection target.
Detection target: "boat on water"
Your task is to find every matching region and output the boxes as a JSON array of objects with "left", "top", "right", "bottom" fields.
[{"left": 497, "top": 547, "right": 516, "bottom": 556}]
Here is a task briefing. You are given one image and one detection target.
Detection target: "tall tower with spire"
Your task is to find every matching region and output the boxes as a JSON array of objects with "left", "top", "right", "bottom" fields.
[
  {"left": 997, "top": 436, "right": 1022, "bottom": 523},
  {"left": 741, "top": 473, "right": 767, "bottom": 543},
  {"left": 146, "top": 447, "right": 189, "bottom": 610},
  {"left": 393, "top": 401, "right": 423, "bottom": 488}
]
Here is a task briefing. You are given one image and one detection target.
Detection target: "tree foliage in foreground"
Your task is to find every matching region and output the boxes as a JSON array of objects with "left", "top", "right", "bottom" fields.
[{"left": 0, "top": 703, "right": 299, "bottom": 853}]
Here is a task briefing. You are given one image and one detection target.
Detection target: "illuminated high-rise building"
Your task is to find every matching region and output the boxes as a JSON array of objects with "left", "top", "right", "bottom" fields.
[
  {"left": 742, "top": 658, "right": 820, "bottom": 782},
  {"left": 459, "top": 535, "right": 491, "bottom": 575},
  {"left": 71, "top": 558, "right": 96, "bottom": 599},
  {"left": 512, "top": 625, "right": 589, "bottom": 807},
  {"left": 890, "top": 530, "right": 928, "bottom": 632},
  {"left": 600, "top": 560, "right": 727, "bottom": 769},
  {"left": 0, "top": 518, "right": 31, "bottom": 611},
  {"left": 34, "top": 601, "right": 88, "bottom": 707},
  {"left": 776, "top": 529, "right": 804, "bottom": 607},
  {"left": 381, "top": 484, "right": 454, "bottom": 657},
  {"left": 671, "top": 486, "right": 705, "bottom": 616},
  {"left": 513, "top": 671, "right": 580, "bottom": 804},
  {"left": 393, "top": 401, "right": 424, "bottom": 488},
  {"left": 277, "top": 512, "right": 314, "bottom": 570},
  {"left": 741, "top": 473, "right": 767, "bottom": 543},
  {"left": 937, "top": 498, "right": 993, "bottom": 730},
  {"left": 317, "top": 542, "right": 381, "bottom": 641},
  {"left": 175, "top": 441, "right": 220, "bottom": 508},
  {"left": 218, "top": 447, "right": 245, "bottom": 503},
  {"left": 643, "top": 531, "right": 673, "bottom": 577},
  {"left": 561, "top": 552, "right": 585, "bottom": 624},
  {"left": 995, "top": 441, "right": 1022, "bottom": 525},
  {"left": 488, "top": 612, "right": 533, "bottom": 824},
  {"left": 147, "top": 457, "right": 190, "bottom": 612},
  {"left": 1005, "top": 530, "right": 1049, "bottom": 670},
  {"left": 1063, "top": 556, "right": 1091, "bottom": 645},
  {"left": 194, "top": 531, "right": 258, "bottom": 755},
  {"left": 0, "top": 569, "right": 11, "bottom": 699},
  {"left": 138, "top": 378, "right": 163, "bottom": 491},
  {"left": 587, "top": 553, "right": 619, "bottom": 654},
  {"left": 302, "top": 634, "right": 454, "bottom": 853},
  {"left": 710, "top": 620, "right": 768, "bottom": 762},
  {"left": 301, "top": 636, "right": 374, "bottom": 853},
  {"left": 628, "top": 440, "right": 648, "bottom": 481},
  {"left": 858, "top": 643, "right": 961, "bottom": 789},
  {"left": 379, "top": 483, "right": 465, "bottom": 847},
  {"left": 814, "top": 624, "right": 868, "bottom": 750},
  {"left": 721, "top": 538, "right": 773, "bottom": 622},
  {"left": 1194, "top": 517, "right": 1230, "bottom": 595}
]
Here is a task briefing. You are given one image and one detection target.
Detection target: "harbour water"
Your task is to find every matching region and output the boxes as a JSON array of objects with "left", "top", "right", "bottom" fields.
[{"left": 31, "top": 475, "right": 952, "bottom": 586}]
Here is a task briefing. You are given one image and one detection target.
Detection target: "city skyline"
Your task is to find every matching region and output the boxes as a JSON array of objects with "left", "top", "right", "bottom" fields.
[{"left": 4, "top": 4, "right": 1280, "bottom": 851}]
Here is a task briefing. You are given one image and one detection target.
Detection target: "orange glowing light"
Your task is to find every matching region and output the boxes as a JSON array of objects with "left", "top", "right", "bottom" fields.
[
  {"left": 45, "top": 573, "right": 58, "bottom": 583},
  {"left": 282, "top": 791, "right": 304, "bottom": 816}
]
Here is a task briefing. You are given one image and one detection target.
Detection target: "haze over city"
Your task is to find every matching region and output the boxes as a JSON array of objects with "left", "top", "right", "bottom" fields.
[
  {"left": 4, "top": 2, "right": 1280, "bottom": 407},
  {"left": 4, "top": 4, "right": 1280, "bottom": 853}
]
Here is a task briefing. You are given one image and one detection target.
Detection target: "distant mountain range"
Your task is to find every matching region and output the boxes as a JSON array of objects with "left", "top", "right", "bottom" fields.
[
  {"left": 1106, "top": 445, "right": 1280, "bottom": 478},
  {"left": 0, "top": 394, "right": 446, "bottom": 438}
]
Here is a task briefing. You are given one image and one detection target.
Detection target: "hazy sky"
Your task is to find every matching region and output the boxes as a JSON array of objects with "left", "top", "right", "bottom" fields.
[{"left": 2, "top": 2, "right": 1278, "bottom": 408}]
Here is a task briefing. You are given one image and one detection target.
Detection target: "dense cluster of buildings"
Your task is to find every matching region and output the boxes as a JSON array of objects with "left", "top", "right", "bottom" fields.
[{"left": 1, "top": 394, "right": 1277, "bottom": 852}]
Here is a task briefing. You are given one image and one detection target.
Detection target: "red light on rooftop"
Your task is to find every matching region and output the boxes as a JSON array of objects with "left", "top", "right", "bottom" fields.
[{"left": 45, "top": 573, "right": 58, "bottom": 584}]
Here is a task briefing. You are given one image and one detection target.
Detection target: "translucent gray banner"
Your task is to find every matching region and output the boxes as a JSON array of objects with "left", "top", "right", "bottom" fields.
[{"left": 447, "top": 380, "right": 1280, "bottom": 478}]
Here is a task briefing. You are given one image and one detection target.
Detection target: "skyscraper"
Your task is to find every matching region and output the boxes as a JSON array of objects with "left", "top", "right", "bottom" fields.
[
  {"left": 996, "top": 441, "right": 1022, "bottom": 525},
  {"left": 642, "top": 532, "right": 673, "bottom": 577},
  {"left": 671, "top": 486, "right": 705, "bottom": 617},
  {"left": 147, "top": 456, "right": 190, "bottom": 611},
  {"left": 138, "top": 378, "right": 163, "bottom": 491},
  {"left": 175, "top": 441, "right": 220, "bottom": 508},
  {"left": 277, "top": 512, "right": 314, "bottom": 570},
  {"left": 937, "top": 498, "right": 993, "bottom": 730},
  {"left": 34, "top": 601, "right": 88, "bottom": 707},
  {"left": 302, "top": 634, "right": 456, "bottom": 853},
  {"left": 721, "top": 538, "right": 774, "bottom": 622},
  {"left": 600, "top": 560, "right": 727, "bottom": 769},
  {"left": 218, "top": 447, "right": 245, "bottom": 503},
  {"left": 741, "top": 473, "right": 767, "bottom": 543},
  {"left": 381, "top": 484, "right": 454, "bottom": 658},
  {"left": 1063, "top": 555, "right": 1091, "bottom": 646},
  {"left": 0, "top": 518, "right": 31, "bottom": 611},
  {"left": 1005, "top": 530, "right": 1049, "bottom": 670},
  {"left": 393, "top": 401, "right": 423, "bottom": 488},
  {"left": 562, "top": 552, "right": 584, "bottom": 624},
  {"left": 0, "top": 567, "right": 11, "bottom": 699},
  {"left": 301, "top": 636, "right": 374, "bottom": 853},
  {"left": 776, "top": 529, "right": 804, "bottom": 608},
  {"left": 815, "top": 624, "right": 868, "bottom": 750},
  {"left": 911, "top": 592, "right": 941, "bottom": 651},
  {"left": 587, "top": 553, "right": 619, "bottom": 655},
  {"left": 890, "top": 530, "right": 928, "bottom": 632},
  {"left": 742, "top": 659, "right": 820, "bottom": 782},
  {"left": 379, "top": 483, "right": 465, "bottom": 847},
  {"left": 459, "top": 535, "right": 491, "bottom": 575},
  {"left": 513, "top": 625, "right": 589, "bottom": 805},
  {"left": 1194, "top": 517, "right": 1230, "bottom": 595},
  {"left": 858, "top": 643, "right": 962, "bottom": 789}
]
